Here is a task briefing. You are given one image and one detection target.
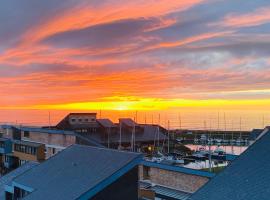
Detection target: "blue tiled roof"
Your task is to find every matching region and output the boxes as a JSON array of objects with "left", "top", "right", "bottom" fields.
[
  {"left": 141, "top": 161, "right": 215, "bottom": 178},
  {"left": 0, "top": 125, "right": 17, "bottom": 129},
  {"left": 190, "top": 127, "right": 270, "bottom": 200},
  {"left": 1, "top": 125, "right": 75, "bottom": 135},
  {"left": 19, "top": 127, "right": 75, "bottom": 135},
  {"left": 249, "top": 129, "right": 264, "bottom": 140},
  {"left": 0, "top": 162, "right": 38, "bottom": 199},
  {"left": 12, "top": 145, "right": 142, "bottom": 200}
]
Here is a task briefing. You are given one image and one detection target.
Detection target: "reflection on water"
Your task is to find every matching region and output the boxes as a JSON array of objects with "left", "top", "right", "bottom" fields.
[{"left": 186, "top": 144, "right": 248, "bottom": 155}]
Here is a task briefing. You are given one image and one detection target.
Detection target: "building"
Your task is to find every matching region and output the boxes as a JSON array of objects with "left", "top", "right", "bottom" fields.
[
  {"left": 0, "top": 161, "right": 38, "bottom": 200},
  {"left": 19, "top": 127, "right": 78, "bottom": 158},
  {"left": 5, "top": 145, "right": 142, "bottom": 200},
  {"left": 139, "top": 161, "right": 214, "bottom": 200},
  {"left": 13, "top": 140, "right": 45, "bottom": 165},
  {"left": 55, "top": 113, "right": 168, "bottom": 152},
  {"left": 0, "top": 125, "right": 103, "bottom": 175},
  {"left": 56, "top": 113, "right": 98, "bottom": 134},
  {"left": 0, "top": 125, "right": 21, "bottom": 140},
  {"left": 1, "top": 125, "right": 103, "bottom": 158},
  {"left": 190, "top": 126, "right": 270, "bottom": 200}
]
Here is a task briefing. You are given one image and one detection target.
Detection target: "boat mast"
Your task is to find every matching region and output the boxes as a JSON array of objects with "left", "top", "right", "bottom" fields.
[
  {"left": 240, "top": 117, "right": 242, "bottom": 140},
  {"left": 167, "top": 120, "right": 170, "bottom": 154},
  {"left": 107, "top": 126, "right": 111, "bottom": 148},
  {"left": 262, "top": 115, "right": 265, "bottom": 128},
  {"left": 158, "top": 114, "right": 160, "bottom": 147},
  {"left": 224, "top": 112, "right": 226, "bottom": 141},
  {"left": 179, "top": 113, "right": 182, "bottom": 130},
  {"left": 133, "top": 117, "right": 136, "bottom": 152},
  {"left": 119, "top": 120, "right": 122, "bottom": 150}
]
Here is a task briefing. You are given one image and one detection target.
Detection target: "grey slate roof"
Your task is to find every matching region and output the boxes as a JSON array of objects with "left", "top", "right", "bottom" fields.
[
  {"left": 139, "top": 181, "right": 191, "bottom": 200},
  {"left": 190, "top": 127, "right": 270, "bottom": 200},
  {"left": 153, "top": 185, "right": 191, "bottom": 200},
  {"left": 120, "top": 118, "right": 138, "bottom": 127},
  {"left": 97, "top": 119, "right": 116, "bottom": 128},
  {"left": 13, "top": 145, "right": 142, "bottom": 200},
  {"left": 0, "top": 162, "right": 38, "bottom": 199},
  {"left": 89, "top": 124, "right": 167, "bottom": 144}
]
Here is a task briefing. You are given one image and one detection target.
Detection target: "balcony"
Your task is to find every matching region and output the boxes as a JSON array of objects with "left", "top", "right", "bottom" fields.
[{"left": 13, "top": 140, "right": 45, "bottom": 162}]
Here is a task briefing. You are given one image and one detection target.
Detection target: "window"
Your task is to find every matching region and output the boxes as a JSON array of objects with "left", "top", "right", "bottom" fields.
[
  {"left": 19, "top": 159, "right": 27, "bottom": 166},
  {"left": 23, "top": 131, "right": 30, "bottom": 138},
  {"left": 0, "top": 142, "right": 5, "bottom": 148},
  {"left": 85, "top": 119, "right": 89, "bottom": 122},
  {"left": 143, "top": 166, "right": 150, "bottom": 179},
  {"left": 78, "top": 119, "right": 82, "bottom": 122},
  {"left": 14, "top": 144, "right": 37, "bottom": 155},
  {"left": 5, "top": 155, "right": 9, "bottom": 163},
  {"left": 52, "top": 148, "right": 56, "bottom": 154},
  {"left": 71, "top": 118, "right": 76, "bottom": 122}
]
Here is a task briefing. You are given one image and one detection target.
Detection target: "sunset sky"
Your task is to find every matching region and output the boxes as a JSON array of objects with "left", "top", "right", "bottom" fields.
[{"left": 1, "top": 0, "right": 270, "bottom": 128}]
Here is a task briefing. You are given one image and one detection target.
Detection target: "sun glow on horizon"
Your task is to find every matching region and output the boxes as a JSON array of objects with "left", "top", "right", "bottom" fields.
[{"left": 2, "top": 97, "right": 270, "bottom": 112}]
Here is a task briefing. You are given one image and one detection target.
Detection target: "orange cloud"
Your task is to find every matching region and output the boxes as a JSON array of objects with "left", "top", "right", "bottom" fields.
[
  {"left": 21, "top": 0, "right": 204, "bottom": 44},
  {"left": 214, "top": 7, "right": 270, "bottom": 28}
]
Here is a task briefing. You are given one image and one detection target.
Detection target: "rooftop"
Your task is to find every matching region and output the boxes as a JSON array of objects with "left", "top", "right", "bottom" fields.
[
  {"left": 13, "top": 140, "right": 44, "bottom": 148},
  {"left": 88, "top": 124, "right": 168, "bottom": 144},
  {"left": 190, "top": 127, "right": 270, "bottom": 200},
  {"left": 20, "top": 126, "right": 75, "bottom": 135},
  {"left": 97, "top": 118, "right": 116, "bottom": 128},
  {"left": 141, "top": 161, "right": 215, "bottom": 178},
  {"left": 119, "top": 118, "right": 138, "bottom": 127},
  {"left": 12, "top": 145, "right": 142, "bottom": 200},
  {"left": 0, "top": 162, "right": 38, "bottom": 199},
  {"left": 140, "top": 181, "right": 192, "bottom": 200}
]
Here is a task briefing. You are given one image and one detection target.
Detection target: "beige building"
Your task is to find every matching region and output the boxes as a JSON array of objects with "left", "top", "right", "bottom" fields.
[{"left": 139, "top": 161, "right": 214, "bottom": 200}]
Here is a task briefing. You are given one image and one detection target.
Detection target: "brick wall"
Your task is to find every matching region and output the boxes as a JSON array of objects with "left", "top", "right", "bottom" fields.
[
  {"left": 23, "top": 132, "right": 76, "bottom": 147},
  {"left": 139, "top": 165, "right": 209, "bottom": 193}
]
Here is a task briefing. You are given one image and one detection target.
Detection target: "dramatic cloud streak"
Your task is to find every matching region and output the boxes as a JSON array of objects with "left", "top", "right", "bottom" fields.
[
  {"left": 0, "top": 0, "right": 270, "bottom": 111},
  {"left": 218, "top": 7, "right": 270, "bottom": 28}
]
